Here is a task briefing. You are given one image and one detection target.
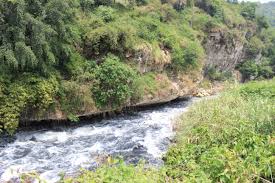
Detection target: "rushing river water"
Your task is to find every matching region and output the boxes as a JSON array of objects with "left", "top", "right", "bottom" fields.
[{"left": 0, "top": 99, "right": 196, "bottom": 182}]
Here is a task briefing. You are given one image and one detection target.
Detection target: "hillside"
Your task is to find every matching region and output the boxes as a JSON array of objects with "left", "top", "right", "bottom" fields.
[
  {"left": 0, "top": 0, "right": 275, "bottom": 134},
  {"left": 257, "top": 1, "right": 275, "bottom": 26}
]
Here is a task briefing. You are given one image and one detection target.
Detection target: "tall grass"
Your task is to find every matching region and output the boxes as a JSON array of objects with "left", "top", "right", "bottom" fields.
[{"left": 165, "top": 79, "right": 275, "bottom": 182}]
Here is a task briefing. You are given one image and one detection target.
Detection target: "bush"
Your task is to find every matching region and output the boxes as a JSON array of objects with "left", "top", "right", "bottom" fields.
[
  {"left": 132, "top": 73, "right": 158, "bottom": 101},
  {"left": 206, "top": 66, "right": 232, "bottom": 81},
  {"left": 0, "top": 76, "right": 59, "bottom": 134},
  {"left": 238, "top": 60, "right": 274, "bottom": 80},
  {"left": 240, "top": 2, "right": 257, "bottom": 20},
  {"left": 96, "top": 6, "right": 116, "bottom": 22},
  {"left": 246, "top": 36, "right": 264, "bottom": 57},
  {"left": 84, "top": 24, "right": 135, "bottom": 56},
  {"left": 171, "top": 41, "right": 204, "bottom": 72},
  {"left": 59, "top": 81, "right": 95, "bottom": 119},
  {"left": 195, "top": 0, "right": 224, "bottom": 21},
  {"left": 92, "top": 55, "right": 137, "bottom": 108}
]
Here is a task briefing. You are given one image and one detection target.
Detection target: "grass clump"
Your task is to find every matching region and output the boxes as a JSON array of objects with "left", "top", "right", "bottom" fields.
[{"left": 62, "top": 159, "right": 167, "bottom": 183}]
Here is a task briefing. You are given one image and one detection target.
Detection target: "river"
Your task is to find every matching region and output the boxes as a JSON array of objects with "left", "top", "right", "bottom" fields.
[{"left": 0, "top": 98, "right": 196, "bottom": 182}]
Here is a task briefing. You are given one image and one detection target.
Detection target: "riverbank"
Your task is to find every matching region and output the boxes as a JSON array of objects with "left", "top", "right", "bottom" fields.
[
  {"left": 18, "top": 79, "right": 224, "bottom": 130},
  {"left": 61, "top": 79, "right": 274, "bottom": 183}
]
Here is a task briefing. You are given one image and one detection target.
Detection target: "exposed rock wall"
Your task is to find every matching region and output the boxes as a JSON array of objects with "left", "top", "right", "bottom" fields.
[{"left": 204, "top": 30, "right": 246, "bottom": 72}]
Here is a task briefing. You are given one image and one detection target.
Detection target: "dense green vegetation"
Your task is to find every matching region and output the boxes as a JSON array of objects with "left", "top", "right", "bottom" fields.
[
  {"left": 62, "top": 79, "right": 275, "bottom": 182},
  {"left": 257, "top": 1, "right": 275, "bottom": 27},
  {"left": 0, "top": 0, "right": 274, "bottom": 134}
]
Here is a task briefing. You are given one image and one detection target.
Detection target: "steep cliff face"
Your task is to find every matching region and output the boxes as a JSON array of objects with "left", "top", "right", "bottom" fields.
[
  {"left": 204, "top": 30, "right": 246, "bottom": 72},
  {"left": 204, "top": 23, "right": 261, "bottom": 71}
]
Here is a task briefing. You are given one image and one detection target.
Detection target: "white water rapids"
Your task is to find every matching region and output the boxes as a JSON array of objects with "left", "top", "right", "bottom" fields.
[{"left": 0, "top": 99, "right": 196, "bottom": 182}]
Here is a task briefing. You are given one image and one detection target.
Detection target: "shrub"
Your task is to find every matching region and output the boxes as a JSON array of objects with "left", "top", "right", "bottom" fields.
[
  {"left": 84, "top": 24, "right": 135, "bottom": 56},
  {"left": 195, "top": 0, "right": 224, "bottom": 21},
  {"left": 131, "top": 73, "right": 171, "bottom": 101},
  {"left": 238, "top": 60, "right": 274, "bottom": 80},
  {"left": 240, "top": 2, "right": 257, "bottom": 20},
  {"left": 92, "top": 55, "right": 137, "bottom": 108},
  {"left": 206, "top": 66, "right": 232, "bottom": 81},
  {"left": 246, "top": 36, "right": 264, "bottom": 57},
  {"left": 171, "top": 41, "right": 204, "bottom": 72},
  {"left": 0, "top": 84, "right": 31, "bottom": 134},
  {"left": 0, "top": 76, "right": 59, "bottom": 134},
  {"left": 96, "top": 6, "right": 116, "bottom": 22},
  {"left": 59, "top": 81, "right": 95, "bottom": 119}
]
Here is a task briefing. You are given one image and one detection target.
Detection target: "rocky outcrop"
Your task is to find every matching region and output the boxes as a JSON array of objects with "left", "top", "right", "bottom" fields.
[
  {"left": 204, "top": 30, "right": 246, "bottom": 72},
  {"left": 134, "top": 43, "right": 171, "bottom": 73}
]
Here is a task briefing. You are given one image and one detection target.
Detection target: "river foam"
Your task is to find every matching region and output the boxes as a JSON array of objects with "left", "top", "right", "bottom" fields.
[{"left": 0, "top": 99, "right": 195, "bottom": 182}]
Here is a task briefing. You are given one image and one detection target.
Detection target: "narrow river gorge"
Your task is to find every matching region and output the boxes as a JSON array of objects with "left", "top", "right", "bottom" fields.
[{"left": 0, "top": 99, "right": 197, "bottom": 183}]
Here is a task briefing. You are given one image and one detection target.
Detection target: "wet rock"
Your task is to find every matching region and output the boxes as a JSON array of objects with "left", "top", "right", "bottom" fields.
[
  {"left": 13, "top": 148, "right": 32, "bottom": 159},
  {"left": 133, "top": 144, "right": 147, "bottom": 154},
  {"left": 0, "top": 134, "right": 16, "bottom": 147},
  {"left": 149, "top": 124, "right": 161, "bottom": 130},
  {"left": 29, "top": 136, "right": 37, "bottom": 142}
]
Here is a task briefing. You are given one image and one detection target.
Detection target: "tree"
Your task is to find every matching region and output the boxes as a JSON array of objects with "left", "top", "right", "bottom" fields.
[
  {"left": 241, "top": 2, "right": 257, "bottom": 20},
  {"left": 92, "top": 55, "right": 136, "bottom": 108},
  {"left": 0, "top": 0, "right": 77, "bottom": 75}
]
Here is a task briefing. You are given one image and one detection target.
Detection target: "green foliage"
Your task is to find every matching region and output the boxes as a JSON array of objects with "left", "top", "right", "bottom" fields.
[
  {"left": 0, "top": 84, "right": 31, "bottom": 134},
  {"left": 238, "top": 60, "right": 274, "bottom": 80},
  {"left": 195, "top": 0, "right": 225, "bottom": 21},
  {"left": 245, "top": 36, "right": 264, "bottom": 57},
  {"left": 205, "top": 67, "right": 232, "bottom": 81},
  {"left": 92, "top": 55, "right": 137, "bottom": 108},
  {"left": 256, "top": 16, "right": 270, "bottom": 31},
  {"left": 135, "top": 0, "right": 148, "bottom": 6},
  {"left": 164, "top": 79, "right": 275, "bottom": 182},
  {"left": 96, "top": 6, "right": 116, "bottom": 22},
  {"left": 239, "top": 80, "right": 275, "bottom": 99},
  {"left": 62, "top": 159, "right": 166, "bottom": 183},
  {"left": 132, "top": 73, "right": 158, "bottom": 101},
  {"left": 240, "top": 2, "right": 257, "bottom": 20},
  {"left": 59, "top": 80, "right": 95, "bottom": 117},
  {"left": 132, "top": 72, "right": 172, "bottom": 101},
  {"left": 0, "top": 76, "right": 59, "bottom": 134},
  {"left": 84, "top": 23, "right": 135, "bottom": 56},
  {"left": 256, "top": 1, "right": 275, "bottom": 27},
  {"left": 171, "top": 41, "right": 204, "bottom": 72},
  {"left": 0, "top": 0, "right": 76, "bottom": 75}
]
